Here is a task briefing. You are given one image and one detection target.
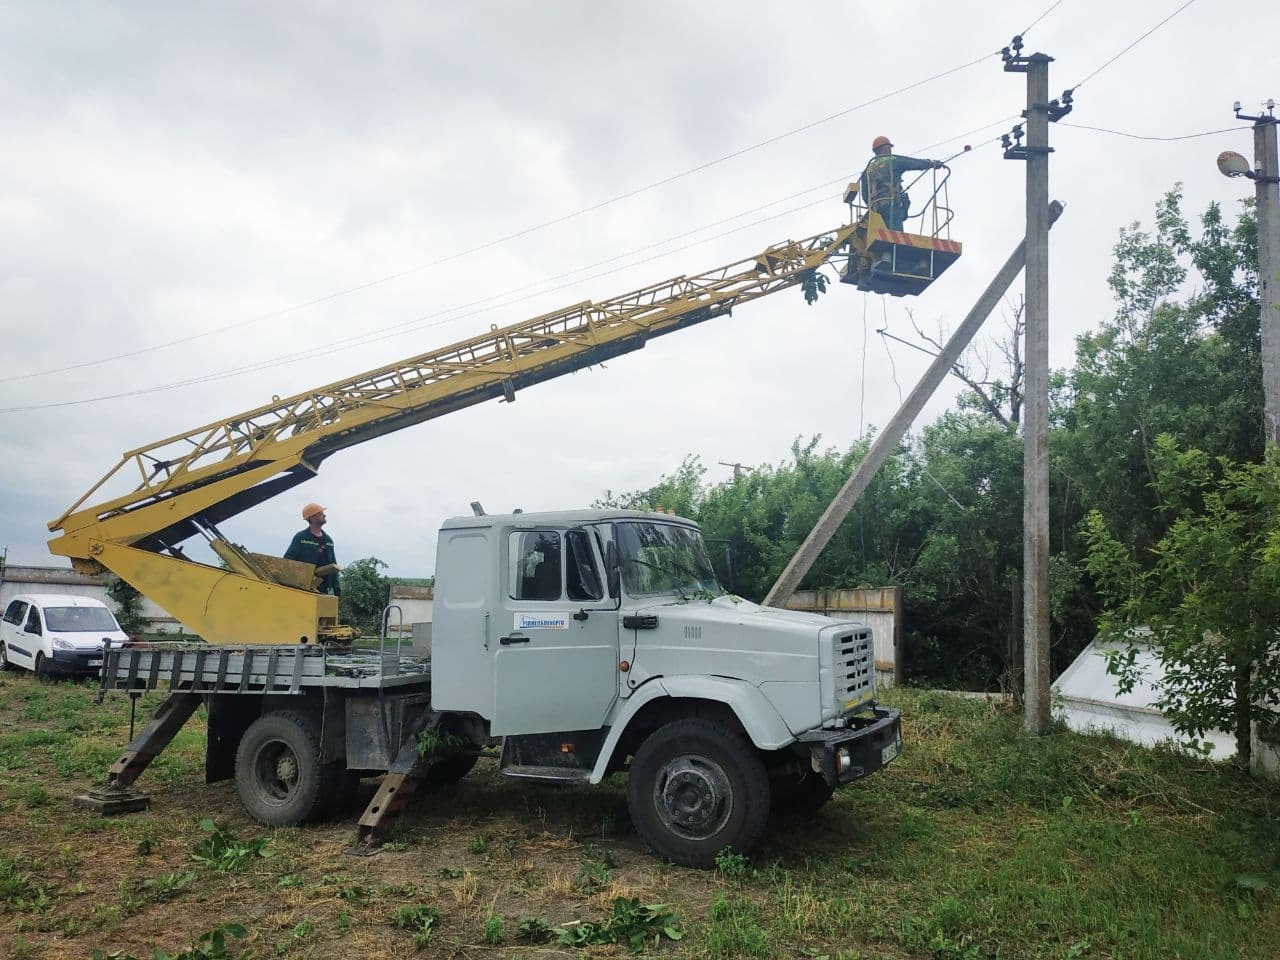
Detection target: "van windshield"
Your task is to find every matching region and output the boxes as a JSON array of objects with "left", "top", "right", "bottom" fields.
[
  {"left": 617, "top": 522, "right": 722, "bottom": 598},
  {"left": 43, "top": 606, "right": 121, "bottom": 632}
]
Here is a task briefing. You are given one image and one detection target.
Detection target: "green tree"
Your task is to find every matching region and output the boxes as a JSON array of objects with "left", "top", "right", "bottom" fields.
[
  {"left": 1083, "top": 437, "right": 1280, "bottom": 763},
  {"left": 594, "top": 455, "right": 707, "bottom": 517},
  {"left": 1059, "top": 188, "right": 1261, "bottom": 555},
  {"left": 339, "top": 557, "right": 390, "bottom": 636},
  {"left": 105, "top": 577, "right": 147, "bottom": 637}
]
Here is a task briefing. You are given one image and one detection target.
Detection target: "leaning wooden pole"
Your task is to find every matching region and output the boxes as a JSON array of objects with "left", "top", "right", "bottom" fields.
[{"left": 763, "top": 201, "right": 1065, "bottom": 609}]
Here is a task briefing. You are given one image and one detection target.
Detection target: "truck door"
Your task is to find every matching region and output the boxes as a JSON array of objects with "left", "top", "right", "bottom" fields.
[{"left": 492, "top": 527, "right": 618, "bottom": 735}]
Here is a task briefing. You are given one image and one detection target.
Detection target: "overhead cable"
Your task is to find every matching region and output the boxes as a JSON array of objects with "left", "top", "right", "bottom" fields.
[
  {"left": 1, "top": 49, "right": 998, "bottom": 386},
  {"left": 1070, "top": 0, "right": 1197, "bottom": 89}
]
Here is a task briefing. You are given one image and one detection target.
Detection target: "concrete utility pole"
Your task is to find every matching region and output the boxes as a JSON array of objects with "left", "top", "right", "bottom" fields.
[
  {"left": 762, "top": 203, "right": 1064, "bottom": 608},
  {"left": 1238, "top": 102, "right": 1280, "bottom": 444},
  {"left": 1221, "top": 100, "right": 1280, "bottom": 780},
  {"left": 1002, "top": 36, "right": 1070, "bottom": 735}
]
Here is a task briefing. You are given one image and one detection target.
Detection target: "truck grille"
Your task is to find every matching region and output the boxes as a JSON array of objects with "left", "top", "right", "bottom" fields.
[{"left": 832, "top": 630, "right": 874, "bottom": 712}]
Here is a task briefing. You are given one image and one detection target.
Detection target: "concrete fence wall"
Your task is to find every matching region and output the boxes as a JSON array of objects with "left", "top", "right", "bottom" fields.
[{"left": 0, "top": 564, "right": 191, "bottom": 634}]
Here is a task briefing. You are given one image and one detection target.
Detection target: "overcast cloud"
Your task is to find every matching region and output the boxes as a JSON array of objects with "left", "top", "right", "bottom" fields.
[{"left": 1, "top": 0, "right": 1275, "bottom": 578}]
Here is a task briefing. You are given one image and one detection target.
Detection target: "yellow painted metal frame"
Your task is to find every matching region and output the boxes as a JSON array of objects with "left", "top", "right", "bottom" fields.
[{"left": 47, "top": 220, "right": 889, "bottom": 644}]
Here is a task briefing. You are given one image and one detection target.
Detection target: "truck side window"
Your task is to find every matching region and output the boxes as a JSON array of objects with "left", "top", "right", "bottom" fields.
[
  {"left": 509, "top": 531, "right": 562, "bottom": 601},
  {"left": 565, "top": 530, "right": 603, "bottom": 601},
  {"left": 2, "top": 600, "right": 26, "bottom": 625},
  {"left": 24, "top": 606, "right": 42, "bottom": 636}
]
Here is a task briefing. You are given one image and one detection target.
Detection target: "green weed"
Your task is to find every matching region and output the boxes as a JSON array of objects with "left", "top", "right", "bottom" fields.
[
  {"left": 190, "top": 819, "right": 272, "bottom": 872},
  {"left": 556, "top": 897, "right": 682, "bottom": 951},
  {"left": 482, "top": 912, "right": 505, "bottom": 944},
  {"left": 91, "top": 922, "right": 250, "bottom": 960},
  {"left": 392, "top": 904, "right": 441, "bottom": 949},
  {"left": 704, "top": 893, "right": 767, "bottom": 957},
  {"left": 517, "top": 915, "right": 553, "bottom": 942},
  {"left": 714, "top": 848, "right": 750, "bottom": 878}
]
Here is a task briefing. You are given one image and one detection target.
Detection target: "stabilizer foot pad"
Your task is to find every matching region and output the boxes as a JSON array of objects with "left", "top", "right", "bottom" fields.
[{"left": 72, "top": 789, "right": 151, "bottom": 816}]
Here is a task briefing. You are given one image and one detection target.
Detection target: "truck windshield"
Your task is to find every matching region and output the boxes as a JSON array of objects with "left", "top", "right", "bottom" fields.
[
  {"left": 617, "top": 522, "right": 722, "bottom": 598},
  {"left": 43, "top": 606, "right": 121, "bottom": 632}
]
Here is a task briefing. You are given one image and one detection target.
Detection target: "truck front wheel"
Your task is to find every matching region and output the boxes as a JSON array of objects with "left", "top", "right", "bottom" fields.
[
  {"left": 626, "top": 719, "right": 769, "bottom": 868},
  {"left": 235, "top": 711, "right": 332, "bottom": 826}
]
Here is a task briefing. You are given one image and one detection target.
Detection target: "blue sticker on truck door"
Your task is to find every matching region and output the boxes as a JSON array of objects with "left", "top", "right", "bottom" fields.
[{"left": 514, "top": 612, "right": 570, "bottom": 630}]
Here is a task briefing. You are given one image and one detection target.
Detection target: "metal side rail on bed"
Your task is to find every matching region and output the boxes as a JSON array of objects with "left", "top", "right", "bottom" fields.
[{"left": 96, "top": 643, "right": 431, "bottom": 700}]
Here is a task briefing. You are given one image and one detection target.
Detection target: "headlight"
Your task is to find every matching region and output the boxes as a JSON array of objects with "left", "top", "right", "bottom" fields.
[{"left": 51, "top": 637, "right": 74, "bottom": 651}]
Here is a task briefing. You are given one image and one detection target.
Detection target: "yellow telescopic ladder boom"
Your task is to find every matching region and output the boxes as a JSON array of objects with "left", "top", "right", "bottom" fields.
[{"left": 47, "top": 213, "right": 954, "bottom": 646}]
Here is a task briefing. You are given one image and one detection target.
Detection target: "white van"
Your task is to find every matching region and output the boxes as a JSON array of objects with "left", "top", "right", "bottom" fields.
[{"left": 0, "top": 594, "right": 129, "bottom": 679}]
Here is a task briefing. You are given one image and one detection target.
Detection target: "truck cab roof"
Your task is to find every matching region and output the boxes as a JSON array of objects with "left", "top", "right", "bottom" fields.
[{"left": 440, "top": 508, "right": 699, "bottom": 530}]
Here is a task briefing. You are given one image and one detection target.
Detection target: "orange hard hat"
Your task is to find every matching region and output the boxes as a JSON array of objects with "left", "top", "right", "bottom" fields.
[
  {"left": 872, "top": 135, "right": 893, "bottom": 150},
  {"left": 302, "top": 502, "right": 326, "bottom": 521}
]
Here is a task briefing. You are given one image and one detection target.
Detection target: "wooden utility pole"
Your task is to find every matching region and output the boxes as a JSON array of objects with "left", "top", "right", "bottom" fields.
[
  {"left": 762, "top": 203, "right": 1064, "bottom": 608},
  {"left": 1002, "top": 37, "right": 1070, "bottom": 734}
]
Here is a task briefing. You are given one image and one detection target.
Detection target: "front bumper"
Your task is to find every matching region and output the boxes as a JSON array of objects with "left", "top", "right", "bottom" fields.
[
  {"left": 48, "top": 648, "right": 108, "bottom": 677},
  {"left": 798, "top": 707, "right": 902, "bottom": 786}
]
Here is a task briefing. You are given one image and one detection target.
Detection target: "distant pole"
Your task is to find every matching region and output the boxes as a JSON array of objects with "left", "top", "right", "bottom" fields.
[
  {"left": 1223, "top": 100, "right": 1280, "bottom": 781},
  {"left": 1244, "top": 103, "right": 1280, "bottom": 444},
  {"left": 1002, "top": 37, "right": 1070, "bottom": 734}
]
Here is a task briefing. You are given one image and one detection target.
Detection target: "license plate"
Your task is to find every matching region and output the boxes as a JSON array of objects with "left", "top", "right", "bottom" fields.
[
  {"left": 881, "top": 740, "right": 900, "bottom": 765},
  {"left": 88, "top": 659, "right": 103, "bottom": 667}
]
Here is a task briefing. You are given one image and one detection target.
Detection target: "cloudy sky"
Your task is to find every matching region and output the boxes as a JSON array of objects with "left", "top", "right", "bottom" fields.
[{"left": 1, "top": 0, "right": 1275, "bottom": 578}]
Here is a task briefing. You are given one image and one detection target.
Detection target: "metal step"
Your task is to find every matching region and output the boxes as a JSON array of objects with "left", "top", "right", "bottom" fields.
[{"left": 499, "top": 764, "right": 592, "bottom": 784}]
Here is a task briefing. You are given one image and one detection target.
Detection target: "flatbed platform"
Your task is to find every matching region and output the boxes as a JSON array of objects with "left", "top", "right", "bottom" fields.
[{"left": 97, "top": 642, "right": 431, "bottom": 698}]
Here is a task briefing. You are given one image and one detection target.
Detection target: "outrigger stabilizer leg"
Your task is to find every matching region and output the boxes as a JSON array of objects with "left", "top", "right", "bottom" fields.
[{"left": 72, "top": 692, "right": 203, "bottom": 816}]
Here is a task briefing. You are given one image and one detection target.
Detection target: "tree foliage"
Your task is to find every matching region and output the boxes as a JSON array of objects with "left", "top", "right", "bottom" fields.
[
  {"left": 1083, "top": 438, "right": 1280, "bottom": 761},
  {"left": 339, "top": 557, "right": 390, "bottom": 636},
  {"left": 105, "top": 577, "right": 147, "bottom": 637},
  {"left": 598, "top": 188, "right": 1265, "bottom": 699}
]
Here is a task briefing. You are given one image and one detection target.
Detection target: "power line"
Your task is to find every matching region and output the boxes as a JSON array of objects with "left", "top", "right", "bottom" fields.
[
  {"left": 1058, "top": 121, "right": 1238, "bottom": 142},
  {"left": 2, "top": 99, "right": 1031, "bottom": 417},
  {"left": 0, "top": 191, "right": 847, "bottom": 414},
  {"left": 2, "top": 49, "right": 1000, "bottom": 387},
  {"left": 1020, "top": 0, "right": 1068, "bottom": 37},
  {"left": 1071, "top": 0, "right": 1197, "bottom": 89}
]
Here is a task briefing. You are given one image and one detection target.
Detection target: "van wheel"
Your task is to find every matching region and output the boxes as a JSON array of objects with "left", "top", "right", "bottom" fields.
[
  {"left": 0, "top": 641, "right": 10, "bottom": 671},
  {"left": 34, "top": 652, "right": 52, "bottom": 682},
  {"left": 626, "top": 719, "right": 769, "bottom": 868},
  {"left": 235, "top": 711, "right": 330, "bottom": 826}
]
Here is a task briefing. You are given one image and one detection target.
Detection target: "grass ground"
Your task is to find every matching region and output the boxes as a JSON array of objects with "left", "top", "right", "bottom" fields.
[{"left": 0, "top": 672, "right": 1275, "bottom": 959}]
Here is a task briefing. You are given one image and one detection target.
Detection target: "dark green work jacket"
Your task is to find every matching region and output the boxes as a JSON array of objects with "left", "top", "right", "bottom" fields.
[{"left": 284, "top": 529, "right": 340, "bottom": 596}]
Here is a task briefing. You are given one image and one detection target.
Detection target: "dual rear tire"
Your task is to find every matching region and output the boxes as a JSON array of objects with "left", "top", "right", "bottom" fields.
[{"left": 234, "top": 710, "right": 355, "bottom": 825}]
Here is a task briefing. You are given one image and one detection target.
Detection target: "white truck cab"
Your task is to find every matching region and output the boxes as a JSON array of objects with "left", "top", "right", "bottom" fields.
[{"left": 429, "top": 508, "right": 901, "bottom": 865}]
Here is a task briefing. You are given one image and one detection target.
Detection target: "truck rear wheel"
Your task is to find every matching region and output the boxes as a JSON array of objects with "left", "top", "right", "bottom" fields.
[
  {"left": 235, "top": 711, "right": 334, "bottom": 826},
  {"left": 626, "top": 719, "right": 769, "bottom": 868}
]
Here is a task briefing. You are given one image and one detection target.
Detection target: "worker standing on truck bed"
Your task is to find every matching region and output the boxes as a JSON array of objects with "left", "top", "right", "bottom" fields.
[
  {"left": 859, "top": 135, "right": 944, "bottom": 232},
  {"left": 285, "top": 503, "right": 341, "bottom": 596}
]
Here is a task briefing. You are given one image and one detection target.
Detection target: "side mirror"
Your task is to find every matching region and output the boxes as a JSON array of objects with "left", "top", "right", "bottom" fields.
[{"left": 605, "top": 541, "right": 621, "bottom": 598}]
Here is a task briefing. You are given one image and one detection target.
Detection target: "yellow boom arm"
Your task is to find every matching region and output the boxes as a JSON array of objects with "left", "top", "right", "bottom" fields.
[{"left": 48, "top": 222, "right": 871, "bottom": 644}]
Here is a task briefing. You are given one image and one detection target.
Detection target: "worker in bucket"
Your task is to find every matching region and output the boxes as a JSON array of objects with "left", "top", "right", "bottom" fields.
[
  {"left": 285, "top": 503, "right": 341, "bottom": 596},
  {"left": 859, "top": 135, "right": 944, "bottom": 232}
]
